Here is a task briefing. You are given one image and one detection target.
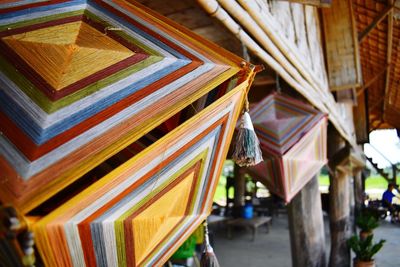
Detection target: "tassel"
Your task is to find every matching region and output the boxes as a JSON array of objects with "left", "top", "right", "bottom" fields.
[
  {"left": 200, "top": 221, "right": 220, "bottom": 267},
  {"left": 232, "top": 98, "right": 263, "bottom": 167}
]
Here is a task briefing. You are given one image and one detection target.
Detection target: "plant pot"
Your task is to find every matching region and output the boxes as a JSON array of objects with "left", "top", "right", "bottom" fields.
[
  {"left": 353, "top": 258, "right": 375, "bottom": 267},
  {"left": 359, "top": 230, "right": 372, "bottom": 241}
]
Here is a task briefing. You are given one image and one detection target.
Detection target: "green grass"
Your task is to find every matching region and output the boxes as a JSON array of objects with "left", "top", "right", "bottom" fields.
[
  {"left": 319, "top": 175, "right": 329, "bottom": 186},
  {"left": 319, "top": 174, "right": 399, "bottom": 190},
  {"left": 214, "top": 175, "right": 227, "bottom": 203},
  {"left": 365, "top": 175, "right": 400, "bottom": 190},
  {"left": 213, "top": 164, "right": 400, "bottom": 203}
]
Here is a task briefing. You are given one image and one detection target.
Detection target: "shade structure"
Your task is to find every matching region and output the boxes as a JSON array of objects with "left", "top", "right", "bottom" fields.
[
  {"left": 247, "top": 93, "right": 327, "bottom": 202},
  {"left": 33, "top": 80, "right": 247, "bottom": 267},
  {"left": 0, "top": 0, "right": 246, "bottom": 213}
]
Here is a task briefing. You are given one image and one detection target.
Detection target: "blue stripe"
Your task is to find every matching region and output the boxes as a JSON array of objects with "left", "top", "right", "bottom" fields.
[
  {"left": 0, "top": 59, "right": 189, "bottom": 144},
  {"left": 0, "top": 0, "right": 86, "bottom": 20}
]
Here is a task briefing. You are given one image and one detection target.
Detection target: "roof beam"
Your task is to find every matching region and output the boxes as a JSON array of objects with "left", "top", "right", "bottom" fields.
[
  {"left": 383, "top": 0, "right": 394, "bottom": 115},
  {"left": 356, "top": 65, "right": 388, "bottom": 96},
  {"left": 358, "top": 4, "right": 394, "bottom": 43},
  {"left": 369, "top": 96, "right": 385, "bottom": 111}
]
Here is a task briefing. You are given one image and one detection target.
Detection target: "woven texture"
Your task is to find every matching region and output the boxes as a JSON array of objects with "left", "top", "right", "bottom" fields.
[
  {"left": 248, "top": 93, "right": 327, "bottom": 202},
  {"left": 0, "top": 0, "right": 244, "bottom": 213},
  {"left": 33, "top": 83, "right": 246, "bottom": 267}
]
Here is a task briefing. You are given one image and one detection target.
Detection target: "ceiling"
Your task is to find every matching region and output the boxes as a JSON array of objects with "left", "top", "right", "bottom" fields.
[{"left": 353, "top": 0, "right": 400, "bottom": 130}]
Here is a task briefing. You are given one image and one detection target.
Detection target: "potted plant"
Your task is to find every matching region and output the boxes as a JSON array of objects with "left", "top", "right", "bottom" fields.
[
  {"left": 348, "top": 234, "right": 385, "bottom": 267},
  {"left": 356, "top": 213, "right": 379, "bottom": 240}
]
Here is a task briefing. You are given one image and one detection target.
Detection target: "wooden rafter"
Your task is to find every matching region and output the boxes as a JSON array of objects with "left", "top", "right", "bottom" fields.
[
  {"left": 369, "top": 96, "right": 385, "bottom": 111},
  {"left": 383, "top": 0, "right": 394, "bottom": 115},
  {"left": 358, "top": 4, "right": 394, "bottom": 43},
  {"left": 356, "top": 65, "right": 388, "bottom": 96}
]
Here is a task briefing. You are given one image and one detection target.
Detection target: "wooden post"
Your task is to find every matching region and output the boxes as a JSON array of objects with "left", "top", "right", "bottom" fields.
[
  {"left": 233, "top": 163, "right": 245, "bottom": 217},
  {"left": 287, "top": 175, "right": 327, "bottom": 267},
  {"left": 328, "top": 127, "right": 351, "bottom": 267},
  {"left": 349, "top": 175, "right": 356, "bottom": 235},
  {"left": 354, "top": 171, "right": 364, "bottom": 218}
]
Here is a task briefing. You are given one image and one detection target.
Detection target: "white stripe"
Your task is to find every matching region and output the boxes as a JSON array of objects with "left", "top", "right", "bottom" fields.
[
  {"left": 100, "top": 138, "right": 215, "bottom": 267},
  {"left": 63, "top": 104, "right": 230, "bottom": 266},
  {"left": 0, "top": 57, "right": 177, "bottom": 128},
  {"left": 0, "top": 63, "right": 214, "bottom": 179}
]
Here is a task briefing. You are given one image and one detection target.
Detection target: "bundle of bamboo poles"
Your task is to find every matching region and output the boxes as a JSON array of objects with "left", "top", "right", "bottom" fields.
[{"left": 197, "top": 0, "right": 357, "bottom": 148}]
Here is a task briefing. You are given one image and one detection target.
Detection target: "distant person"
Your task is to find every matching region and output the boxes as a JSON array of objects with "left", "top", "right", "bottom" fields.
[{"left": 382, "top": 183, "right": 400, "bottom": 222}]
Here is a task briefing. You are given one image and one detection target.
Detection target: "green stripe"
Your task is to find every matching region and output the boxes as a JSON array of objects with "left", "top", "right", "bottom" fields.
[
  {"left": 115, "top": 150, "right": 209, "bottom": 267},
  {"left": 83, "top": 11, "right": 162, "bottom": 56},
  {"left": 0, "top": 10, "right": 84, "bottom": 32},
  {"left": 1, "top": 10, "right": 165, "bottom": 113},
  {"left": 0, "top": 55, "right": 163, "bottom": 113}
]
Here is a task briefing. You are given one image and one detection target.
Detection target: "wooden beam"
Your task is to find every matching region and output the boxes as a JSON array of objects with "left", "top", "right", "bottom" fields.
[
  {"left": 358, "top": 4, "right": 394, "bottom": 43},
  {"left": 252, "top": 75, "right": 276, "bottom": 87},
  {"left": 353, "top": 91, "right": 369, "bottom": 143},
  {"left": 383, "top": 0, "right": 394, "bottom": 115},
  {"left": 288, "top": 176, "right": 327, "bottom": 267},
  {"left": 356, "top": 65, "right": 388, "bottom": 96},
  {"left": 369, "top": 96, "right": 385, "bottom": 111},
  {"left": 328, "top": 144, "right": 351, "bottom": 170}
]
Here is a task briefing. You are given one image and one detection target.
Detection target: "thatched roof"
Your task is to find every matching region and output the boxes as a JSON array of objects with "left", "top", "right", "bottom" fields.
[{"left": 353, "top": 0, "right": 400, "bottom": 130}]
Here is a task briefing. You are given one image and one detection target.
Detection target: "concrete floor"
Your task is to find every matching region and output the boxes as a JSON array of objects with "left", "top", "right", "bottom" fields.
[{"left": 209, "top": 214, "right": 400, "bottom": 267}]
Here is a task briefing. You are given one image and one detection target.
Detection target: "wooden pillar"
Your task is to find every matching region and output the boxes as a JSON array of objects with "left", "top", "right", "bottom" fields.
[
  {"left": 287, "top": 175, "right": 327, "bottom": 267},
  {"left": 354, "top": 171, "right": 364, "bottom": 218},
  {"left": 349, "top": 175, "right": 356, "bottom": 235},
  {"left": 233, "top": 164, "right": 245, "bottom": 217},
  {"left": 328, "top": 128, "right": 351, "bottom": 267}
]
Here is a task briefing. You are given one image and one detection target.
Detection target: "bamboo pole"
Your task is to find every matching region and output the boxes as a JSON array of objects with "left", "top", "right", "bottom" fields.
[
  {"left": 197, "top": 0, "right": 357, "bottom": 148},
  {"left": 222, "top": 0, "right": 344, "bottom": 115},
  {"left": 196, "top": 0, "right": 326, "bottom": 114},
  {"left": 238, "top": 0, "right": 328, "bottom": 92}
]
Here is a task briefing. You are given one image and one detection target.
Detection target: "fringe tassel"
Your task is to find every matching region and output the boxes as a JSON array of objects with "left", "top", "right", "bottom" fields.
[
  {"left": 232, "top": 98, "right": 263, "bottom": 167},
  {"left": 200, "top": 221, "right": 220, "bottom": 267}
]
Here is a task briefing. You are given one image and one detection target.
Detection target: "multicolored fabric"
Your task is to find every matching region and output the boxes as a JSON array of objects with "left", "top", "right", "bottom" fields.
[
  {"left": 0, "top": 0, "right": 244, "bottom": 212},
  {"left": 250, "top": 93, "right": 325, "bottom": 155},
  {"left": 248, "top": 94, "right": 327, "bottom": 202},
  {"left": 34, "top": 82, "right": 246, "bottom": 267}
]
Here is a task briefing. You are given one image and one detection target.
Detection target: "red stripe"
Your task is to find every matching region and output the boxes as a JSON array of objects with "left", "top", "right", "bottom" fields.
[
  {"left": 0, "top": 15, "right": 83, "bottom": 37},
  {"left": 0, "top": 0, "right": 69, "bottom": 14},
  {"left": 0, "top": 15, "right": 149, "bottom": 100},
  {"left": 0, "top": 61, "right": 201, "bottom": 161}
]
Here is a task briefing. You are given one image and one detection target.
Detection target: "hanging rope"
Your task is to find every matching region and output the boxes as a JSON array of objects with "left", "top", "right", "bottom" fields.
[
  {"left": 232, "top": 94, "right": 263, "bottom": 167},
  {"left": 200, "top": 221, "right": 220, "bottom": 267},
  {"left": 232, "top": 44, "right": 263, "bottom": 167}
]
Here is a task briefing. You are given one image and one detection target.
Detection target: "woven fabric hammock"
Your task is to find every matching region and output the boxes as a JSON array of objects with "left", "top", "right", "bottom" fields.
[
  {"left": 0, "top": 0, "right": 246, "bottom": 213},
  {"left": 247, "top": 93, "right": 327, "bottom": 202},
  {"left": 33, "top": 81, "right": 247, "bottom": 267}
]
